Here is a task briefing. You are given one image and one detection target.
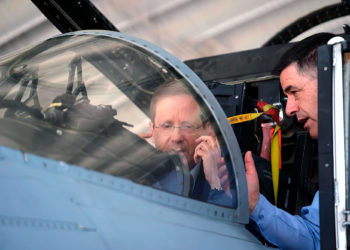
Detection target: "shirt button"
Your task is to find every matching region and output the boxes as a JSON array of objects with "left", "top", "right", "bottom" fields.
[{"left": 258, "top": 214, "right": 264, "bottom": 220}]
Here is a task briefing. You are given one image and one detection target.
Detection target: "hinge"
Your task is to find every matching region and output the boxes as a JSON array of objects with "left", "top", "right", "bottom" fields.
[{"left": 342, "top": 210, "right": 350, "bottom": 227}]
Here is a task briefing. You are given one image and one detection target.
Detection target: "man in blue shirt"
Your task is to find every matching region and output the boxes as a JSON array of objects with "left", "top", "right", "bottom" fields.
[{"left": 245, "top": 33, "right": 335, "bottom": 249}]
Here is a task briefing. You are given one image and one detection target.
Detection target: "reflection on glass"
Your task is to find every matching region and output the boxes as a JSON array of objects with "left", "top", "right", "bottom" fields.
[{"left": 0, "top": 34, "right": 236, "bottom": 208}]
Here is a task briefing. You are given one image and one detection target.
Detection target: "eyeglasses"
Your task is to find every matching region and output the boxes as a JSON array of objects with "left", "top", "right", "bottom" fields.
[{"left": 154, "top": 123, "right": 202, "bottom": 135}]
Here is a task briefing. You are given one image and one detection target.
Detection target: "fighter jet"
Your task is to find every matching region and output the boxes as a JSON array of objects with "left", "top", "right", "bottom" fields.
[{"left": 0, "top": 1, "right": 348, "bottom": 249}]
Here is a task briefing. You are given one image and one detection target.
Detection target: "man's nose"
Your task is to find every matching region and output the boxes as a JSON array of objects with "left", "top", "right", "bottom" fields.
[
  {"left": 170, "top": 127, "right": 184, "bottom": 142},
  {"left": 285, "top": 97, "right": 299, "bottom": 117}
]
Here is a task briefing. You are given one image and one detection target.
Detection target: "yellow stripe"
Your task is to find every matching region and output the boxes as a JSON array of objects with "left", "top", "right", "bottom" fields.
[
  {"left": 271, "top": 125, "right": 280, "bottom": 205},
  {"left": 227, "top": 104, "right": 277, "bottom": 125},
  {"left": 227, "top": 112, "right": 262, "bottom": 124},
  {"left": 48, "top": 102, "right": 63, "bottom": 108}
]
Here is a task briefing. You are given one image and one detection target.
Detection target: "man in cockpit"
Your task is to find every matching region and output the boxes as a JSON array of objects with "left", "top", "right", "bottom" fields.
[{"left": 148, "top": 81, "right": 233, "bottom": 206}]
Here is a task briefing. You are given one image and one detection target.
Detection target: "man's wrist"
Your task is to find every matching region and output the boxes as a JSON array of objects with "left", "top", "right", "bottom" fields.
[
  {"left": 209, "top": 176, "right": 222, "bottom": 190},
  {"left": 249, "top": 193, "right": 260, "bottom": 214},
  {"left": 211, "top": 185, "right": 223, "bottom": 191}
]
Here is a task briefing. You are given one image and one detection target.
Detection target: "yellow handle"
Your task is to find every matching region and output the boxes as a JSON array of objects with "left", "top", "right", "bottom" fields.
[
  {"left": 48, "top": 102, "right": 63, "bottom": 108},
  {"left": 271, "top": 125, "right": 280, "bottom": 205}
]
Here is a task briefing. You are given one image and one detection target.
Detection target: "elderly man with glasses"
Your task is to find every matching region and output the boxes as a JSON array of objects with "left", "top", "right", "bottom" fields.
[{"left": 149, "top": 80, "right": 233, "bottom": 205}]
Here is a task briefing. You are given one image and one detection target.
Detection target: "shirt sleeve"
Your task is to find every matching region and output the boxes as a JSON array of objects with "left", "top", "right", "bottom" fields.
[{"left": 250, "top": 192, "right": 320, "bottom": 250}]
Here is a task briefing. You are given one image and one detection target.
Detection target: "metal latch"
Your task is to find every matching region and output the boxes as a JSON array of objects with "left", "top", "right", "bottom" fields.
[{"left": 342, "top": 210, "right": 350, "bottom": 227}]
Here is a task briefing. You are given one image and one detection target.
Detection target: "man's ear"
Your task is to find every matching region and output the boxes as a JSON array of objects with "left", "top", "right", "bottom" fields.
[
  {"left": 149, "top": 121, "right": 155, "bottom": 142},
  {"left": 138, "top": 122, "right": 153, "bottom": 139}
]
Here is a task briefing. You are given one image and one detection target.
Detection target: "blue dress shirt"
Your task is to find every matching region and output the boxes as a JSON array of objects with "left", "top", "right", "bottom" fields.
[{"left": 250, "top": 192, "right": 320, "bottom": 250}]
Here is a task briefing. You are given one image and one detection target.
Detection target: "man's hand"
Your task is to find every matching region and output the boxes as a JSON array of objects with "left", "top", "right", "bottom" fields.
[
  {"left": 194, "top": 136, "right": 231, "bottom": 197},
  {"left": 245, "top": 151, "right": 260, "bottom": 214}
]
